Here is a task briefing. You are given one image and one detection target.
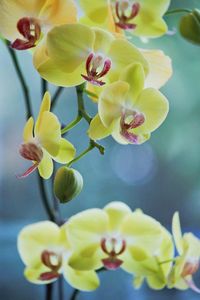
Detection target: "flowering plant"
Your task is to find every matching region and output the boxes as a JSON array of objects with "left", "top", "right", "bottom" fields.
[{"left": 1, "top": 1, "right": 200, "bottom": 299}]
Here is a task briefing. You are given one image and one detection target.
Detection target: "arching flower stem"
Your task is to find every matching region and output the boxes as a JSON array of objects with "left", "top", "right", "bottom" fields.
[{"left": 165, "top": 8, "right": 192, "bottom": 16}]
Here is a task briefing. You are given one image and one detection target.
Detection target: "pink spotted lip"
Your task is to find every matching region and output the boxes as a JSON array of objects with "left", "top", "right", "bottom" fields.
[
  {"left": 39, "top": 250, "right": 62, "bottom": 281},
  {"left": 101, "top": 237, "right": 126, "bottom": 270},
  {"left": 115, "top": 1, "right": 140, "bottom": 30},
  {"left": 11, "top": 17, "right": 41, "bottom": 50},
  {"left": 81, "top": 53, "right": 112, "bottom": 86},
  {"left": 17, "top": 142, "right": 43, "bottom": 178},
  {"left": 120, "top": 111, "right": 145, "bottom": 144}
]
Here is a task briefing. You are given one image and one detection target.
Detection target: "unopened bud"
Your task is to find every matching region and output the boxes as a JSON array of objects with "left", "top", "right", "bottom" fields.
[
  {"left": 54, "top": 167, "right": 83, "bottom": 203},
  {"left": 179, "top": 9, "right": 200, "bottom": 45}
]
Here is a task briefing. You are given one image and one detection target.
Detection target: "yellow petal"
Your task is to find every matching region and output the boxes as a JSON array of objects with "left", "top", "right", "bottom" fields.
[
  {"left": 66, "top": 209, "right": 109, "bottom": 250},
  {"left": 38, "top": 150, "right": 53, "bottom": 179},
  {"left": 34, "top": 44, "right": 86, "bottom": 87},
  {"left": 47, "top": 24, "right": 95, "bottom": 72},
  {"left": 79, "top": 0, "right": 108, "bottom": 24},
  {"left": 53, "top": 138, "right": 76, "bottom": 164},
  {"left": 23, "top": 117, "right": 34, "bottom": 142},
  {"left": 39, "top": 0, "right": 77, "bottom": 25},
  {"left": 63, "top": 264, "right": 100, "bottom": 291},
  {"left": 88, "top": 114, "right": 112, "bottom": 140},
  {"left": 104, "top": 201, "right": 132, "bottom": 231},
  {"left": 35, "top": 92, "right": 51, "bottom": 134},
  {"left": 93, "top": 27, "right": 114, "bottom": 54},
  {"left": 68, "top": 247, "right": 104, "bottom": 271},
  {"left": 35, "top": 111, "right": 61, "bottom": 156},
  {"left": 172, "top": 212, "right": 184, "bottom": 255},
  {"left": 17, "top": 221, "right": 61, "bottom": 267},
  {"left": 99, "top": 81, "right": 129, "bottom": 128},
  {"left": 108, "top": 39, "right": 149, "bottom": 83},
  {"left": 141, "top": 49, "right": 173, "bottom": 89},
  {"left": 24, "top": 265, "right": 58, "bottom": 285},
  {"left": 133, "top": 88, "right": 169, "bottom": 134},
  {"left": 119, "top": 63, "right": 145, "bottom": 101}
]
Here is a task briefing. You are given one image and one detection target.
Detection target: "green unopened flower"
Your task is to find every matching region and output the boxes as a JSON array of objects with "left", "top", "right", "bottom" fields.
[
  {"left": 18, "top": 221, "right": 100, "bottom": 291},
  {"left": 180, "top": 10, "right": 200, "bottom": 45},
  {"left": 54, "top": 167, "right": 83, "bottom": 203}
]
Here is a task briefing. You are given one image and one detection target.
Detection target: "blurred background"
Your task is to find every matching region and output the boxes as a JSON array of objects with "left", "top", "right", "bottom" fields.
[{"left": 0, "top": 0, "right": 200, "bottom": 299}]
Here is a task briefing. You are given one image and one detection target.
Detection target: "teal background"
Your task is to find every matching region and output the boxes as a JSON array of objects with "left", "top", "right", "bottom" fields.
[{"left": 0, "top": 0, "right": 200, "bottom": 299}]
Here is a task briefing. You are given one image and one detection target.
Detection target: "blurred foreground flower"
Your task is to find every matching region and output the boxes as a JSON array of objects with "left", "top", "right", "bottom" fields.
[
  {"left": 18, "top": 221, "right": 99, "bottom": 290},
  {"left": 0, "top": 0, "right": 77, "bottom": 50},
  {"left": 18, "top": 92, "right": 75, "bottom": 179},
  {"left": 89, "top": 63, "right": 169, "bottom": 144},
  {"left": 168, "top": 212, "right": 200, "bottom": 293},
  {"left": 79, "top": 0, "right": 170, "bottom": 38}
]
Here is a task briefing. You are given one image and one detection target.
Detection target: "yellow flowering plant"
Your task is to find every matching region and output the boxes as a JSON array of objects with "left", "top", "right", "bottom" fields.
[{"left": 0, "top": 0, "right": 200, "bottom": 299}]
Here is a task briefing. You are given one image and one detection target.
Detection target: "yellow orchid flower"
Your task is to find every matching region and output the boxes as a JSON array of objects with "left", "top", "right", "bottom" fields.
[
  {"left": 79, "top": 0, "right": 170, "bottom": 38},
  {"left": 88, "top": 63, "right": 169, "bottom": 145},
  {"left": 168, "top": 212, "right": 200, "bottom": 293},
  {"left": 18, "top": 221, "right": 99, "bottom": 291},
  {"left": 86, "top": 48, "right": 172, "bottom": 103},
  {"left": 0, "top": 0, "right": 77, "bottom": 50},
  {"left": 130, "top": 226, "right": 174, "bottom": 290},
  {"left": 18, "top": 92, "right": 75, "bottom": 179},
  {"left": 34, "top": 23, "right": 148, "bottom": 87},
  {"left": 66, "top": 202, "right": 165, "bottom": 275}
]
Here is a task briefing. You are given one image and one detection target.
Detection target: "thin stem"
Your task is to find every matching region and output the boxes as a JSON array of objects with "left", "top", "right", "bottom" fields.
[
  {"left": 70, "top": 289, "right": 79, "bottom": 300},
  {"left": 37, "top": 173, "right": 56, "bottom": 222},
  {"left": 41, "top": 78, "right": 48, "bottom": 96},
  {"left": 5, "top": 40, "right": 32, "bottom": 120},
  {"left": 61, "top": 115, "right": 82, "bottom": 134},
  {"left": 46, "top": 283, "right": 53, "bottom": 300},
  {"left": 84, "top": 89, "right": 98, "bottom": 100},
  {"left": 58, "top": 277, "right": 64, "bottom": 300},
  {"left": 51, "top": 87, "right": 64, "bottom": 110},
  {"left": 67, "top": 142, "right": 94, "bottom": 167},
  {"left": 165, "top": 8, "right": 191, "bottom": 16}
]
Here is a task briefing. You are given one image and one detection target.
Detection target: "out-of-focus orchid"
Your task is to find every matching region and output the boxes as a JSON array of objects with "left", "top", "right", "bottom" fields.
[
  {"left": 66, "top": 202, "right": 165, "bottom": 273},
  {"left": 168, "top": 212, "right": 200, "bottom": 293},
  {"left": 0, "top": 0, "right": 77, "bottom": 50},
  {"left": 79, "top": 0, "right": 170, "bottom": 38},
  {"left": 18, "top": 221, "right": 100, "bottom": 291},
  {"left": 18, "top": 92, "right": 75, "bottom": 179},
  {"left": 34, "top": 24, "right": 148, "bottom": 87},
  {"left": 89, "top": 63, "right": 169, "bottom": 145}
]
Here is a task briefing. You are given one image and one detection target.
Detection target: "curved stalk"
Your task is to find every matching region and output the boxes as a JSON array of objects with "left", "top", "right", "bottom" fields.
[{"left": 165, "top": 8, "right": 191, "bottom": 16}]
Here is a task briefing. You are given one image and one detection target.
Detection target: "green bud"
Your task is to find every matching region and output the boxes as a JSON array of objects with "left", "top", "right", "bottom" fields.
[
  {"left": 54, "top": 167, "right": 83, "bottom": 203},
  {"left": 179, "top": 9, "right": 200, "bottom": 45}
]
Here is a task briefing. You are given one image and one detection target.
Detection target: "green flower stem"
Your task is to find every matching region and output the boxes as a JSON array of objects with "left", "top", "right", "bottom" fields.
[
  {"left": 46, "top": 283, "right": 53, "bottom": 300},
  {"left": 52, "top": 87, "right": 64, "bottom": 110},
  {"left": 165, "top": 8, "right": 192, "bottom": 16},
  {"left": 84, "top": 89, "right": 98, "bottom": 100},
  {"left": 61, "top": 115, "right": 82, "bottom": 134},
  {"left": 67, "top": 141, "right": 95, "bottom": 167},
  {"left": 5, "top": 40, "right": 33, "bottom": 120},
  {"left": 37, "top": 173, "right": 57, "bottom": 222}
]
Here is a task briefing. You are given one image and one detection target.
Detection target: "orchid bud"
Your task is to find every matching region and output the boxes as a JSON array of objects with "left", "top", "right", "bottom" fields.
[
  {"left": 179, "top": 9, "right": 200, "bottom": 45},
  {"left": 54, "top": 167, "right": 83, "bottom": 203}
]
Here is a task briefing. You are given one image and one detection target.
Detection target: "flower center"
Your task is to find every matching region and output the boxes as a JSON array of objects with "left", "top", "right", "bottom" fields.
[
  {"left": 11, "top": 17, "right": 41, "bottom": 50},
  {"left": 120, "top": 111, "right": 145, "bottom": 144},
  {"left": 39, "top": 250, "right": 62, "bottom": 281},
  {"left": 114, "top": 1, "right": 140, "bottom": 30},
  {"left": 101, "top": 237, "right": 126, "bottom": 270},
  {"left": 181, "top": 258, "right": 200, "bottom": 277},
  {"left": 81, "top": 53, "right": 112, "bottom": 86},
  {"left": 18, "top": 142, "right": 43, "bottom": 178}
]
